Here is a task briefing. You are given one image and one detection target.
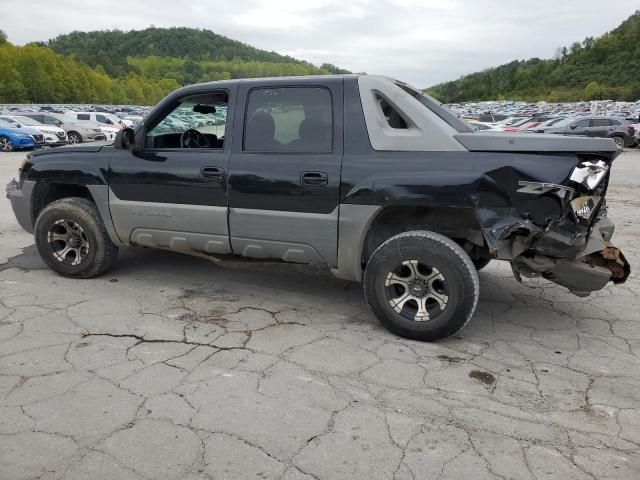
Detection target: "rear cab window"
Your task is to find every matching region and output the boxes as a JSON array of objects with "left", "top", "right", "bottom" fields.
[{"left": 243, "top": 87, "right": 333, "bottom": 153}]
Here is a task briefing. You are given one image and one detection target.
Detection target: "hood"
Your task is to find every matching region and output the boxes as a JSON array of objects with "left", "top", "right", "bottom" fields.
[
  {"left": 26, "top": 143, "right": 109, "bottom": 158},
  {"left": 37, "top": 125, "right": 65, "bottom": 134},
  {"left": 454, "top": 131, "right": 618, "bottom": 158}
]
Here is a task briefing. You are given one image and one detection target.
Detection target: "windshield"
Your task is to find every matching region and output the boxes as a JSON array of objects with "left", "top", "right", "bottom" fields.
[
  {"left": 510, "top": 118, "right": 533, "bottom": 127},
  {"left": 538, "top": 117, "right": 564, "bottom": 128},
  {"left": 105, "top": 113, "right": 123, "bottom": 124},
  {"left": 549, "top": 117, "right": 576, "bottom": 128},
  {"left": 57, "top": 115, "right": 77, "bottom": 123},
  {"left": 0, "top": 117, "right": 20, "bottom": 127},
  {"left": 13, "top": 116, "right": 41, "bottom": 126}
]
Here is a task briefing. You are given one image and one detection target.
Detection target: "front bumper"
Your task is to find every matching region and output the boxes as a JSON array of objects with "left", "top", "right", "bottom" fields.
[
  {"left": 512, "top": 216, "right": 630, "bottom": 296},
  {"left": 6, "top": 179, "right": 35, "bottom": 234}
]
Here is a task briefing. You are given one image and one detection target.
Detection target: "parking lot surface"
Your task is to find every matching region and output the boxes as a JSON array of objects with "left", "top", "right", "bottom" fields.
[{"left": 1, "top": 149, "right": 639, "bottom": 479}]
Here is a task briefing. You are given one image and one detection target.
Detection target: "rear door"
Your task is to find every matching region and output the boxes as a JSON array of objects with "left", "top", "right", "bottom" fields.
[
  {"left": 107, "top": 86, "right": 236, "bottom": 253},
  {"left": 588, "top": 118, "right": 611, "bottom": 138},
  {"left": 227, "top": 78, "right": 343, "bottom": 265}
]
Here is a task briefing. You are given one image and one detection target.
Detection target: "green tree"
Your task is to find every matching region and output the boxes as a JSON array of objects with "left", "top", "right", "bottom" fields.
[{"left": 429, "top": 10, "right": 640, "bottom": 102}]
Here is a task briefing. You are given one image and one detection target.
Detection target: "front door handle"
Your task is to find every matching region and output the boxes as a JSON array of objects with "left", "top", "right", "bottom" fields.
[
  {"left": 201, "top": 166, "right": 225, "bottom": 181},
  {"left": 301, "top": 171, "right": 328, "bottom": 187}
]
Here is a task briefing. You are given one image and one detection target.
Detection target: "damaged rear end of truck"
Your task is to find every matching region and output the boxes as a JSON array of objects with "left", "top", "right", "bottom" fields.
[{"left": 457, "top": 132, "right": 630, "bottom": 296}]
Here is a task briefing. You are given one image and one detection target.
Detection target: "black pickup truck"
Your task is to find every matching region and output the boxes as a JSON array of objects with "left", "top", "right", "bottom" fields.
[{"left": 6, "top": 75, "right": 630, "bottom": 341}]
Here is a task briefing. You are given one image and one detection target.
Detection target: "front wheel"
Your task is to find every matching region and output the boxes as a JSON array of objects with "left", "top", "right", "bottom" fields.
[
  {"left": 363, "top": 231, "right": 479, "bottom": 341},
  {"left": 35, "top": 197, "right": 119, "bottom": 278},
  {"left": 67, "top": 132, "right": 82, "bottom": 144},
  {"left": 0, "top": 136, "right": 15, "bottom": 152}
]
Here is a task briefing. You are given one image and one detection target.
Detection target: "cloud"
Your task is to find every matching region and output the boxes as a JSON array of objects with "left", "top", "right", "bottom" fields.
[{"left": 1, "top": 0, "right": 636, "bottom": 87}]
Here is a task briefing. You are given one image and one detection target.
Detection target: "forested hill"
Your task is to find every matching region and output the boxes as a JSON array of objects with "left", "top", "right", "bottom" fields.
[
  {"left": 428, "top": 10, "right": 640, "bottom": 102},
  {"left": 45, "top": 27, "right": 317, "bottom": 77},
  {"left": 0, "top": 27, "right": 349, "bottom": 105}
]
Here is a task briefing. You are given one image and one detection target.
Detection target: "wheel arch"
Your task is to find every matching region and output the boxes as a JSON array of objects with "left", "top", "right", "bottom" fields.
[
  {"left": 30, "top": 182, "right": 123, "bottom": 246},
  {"left": 333, "top": 204, "right": 488, "bottom": 282}
]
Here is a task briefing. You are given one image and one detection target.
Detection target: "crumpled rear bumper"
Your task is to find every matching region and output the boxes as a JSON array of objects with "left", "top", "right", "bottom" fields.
[
  {"left": 512, "top": 216, "right": 630, "bottom": 296},
  {"left": 542, "top": 246, "right": 630, "bottom": 296}
]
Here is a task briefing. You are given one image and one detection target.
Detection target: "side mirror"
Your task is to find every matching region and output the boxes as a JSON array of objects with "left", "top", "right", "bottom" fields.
[
  {"left": 55, "top": 120, "right": 62, "bottom": 126},
  {"left": 114, "top": 127, "right": 136, "bottom": 150},
  {"left": 569, "top": 125, "right": 577, "bottom": 130}
]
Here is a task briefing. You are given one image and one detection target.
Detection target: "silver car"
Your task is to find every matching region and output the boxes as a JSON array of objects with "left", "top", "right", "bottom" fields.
[{"left": 18, "top": 113, "right": 106, "bottom": 144}]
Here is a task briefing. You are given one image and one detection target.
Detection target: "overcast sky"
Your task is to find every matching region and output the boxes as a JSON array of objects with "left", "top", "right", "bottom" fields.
[{"left": 2, "top": 0, "right": 638, "bottom": 87}]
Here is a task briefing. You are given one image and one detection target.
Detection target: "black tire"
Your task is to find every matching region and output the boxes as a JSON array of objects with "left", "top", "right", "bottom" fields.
[
  {"left": 34, "top": 197, "right": 118, "bottom": 278},
  {"left": 611, "top": 136, "right": 624, "bottom": 150},
  {"left": 0, "top": 136, "right": 15, "bottom": 152},
  {"left": 67, "top": 132, "right": 82, "bottom": 144},
  {"left": 472, "top": 257, "right": 491, "bottom": 271},
  {"left": 363, "top": 231, "right": 479, "bottom": 341}
]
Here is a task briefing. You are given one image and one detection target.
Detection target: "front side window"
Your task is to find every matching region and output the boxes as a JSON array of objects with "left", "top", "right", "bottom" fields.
[
  {"left": 146, "top": 91, "right": 228, "bottom": 149},
  {"left": 244, "top": 87, "right": 332, "bottom": 153},
  {"left": 77, "top": 113, "right": 90, "bottom": 121},
  {"left": 574, "top": 119, "right": 590, "bottom": 128}
]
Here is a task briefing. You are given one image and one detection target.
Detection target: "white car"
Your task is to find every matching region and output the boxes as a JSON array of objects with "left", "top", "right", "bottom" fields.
[
  {"left": 73, "top": 112, "right": 125, "bottom": 128},
  {"left": 0, "top": 115, "right": 68, "bottom": 146},
  {"left": 72, "top": 112, "right": 121, "bottom": 141}
]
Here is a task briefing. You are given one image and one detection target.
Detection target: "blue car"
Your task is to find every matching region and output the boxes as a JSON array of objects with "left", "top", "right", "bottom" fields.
[{"left": 0, "top": 119, "right": 45, "bottom": 152}]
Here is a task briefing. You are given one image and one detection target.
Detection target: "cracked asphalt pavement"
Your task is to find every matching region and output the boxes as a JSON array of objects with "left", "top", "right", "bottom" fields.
[{"left": 1, "top": 149, "right": 639, "bottom": 480}]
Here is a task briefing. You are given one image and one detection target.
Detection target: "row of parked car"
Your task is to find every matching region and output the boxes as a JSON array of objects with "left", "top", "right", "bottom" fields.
[
  {"left": 0, "top": 111, "right": 134, "bottom": 152},
  {"left": 466, "top": 114, "right": 640, "bottom": 149}
]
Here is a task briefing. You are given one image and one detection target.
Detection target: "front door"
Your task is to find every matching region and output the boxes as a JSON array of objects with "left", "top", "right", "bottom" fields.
[
  {"left": 567, "top": 118, "right": 590, "bottom": 136},
  {"left": 108, "top": 87, "right": 235, "bottom": 254},
  {"left": 228, "top": 79, "right": 344, "bottom": 265}
]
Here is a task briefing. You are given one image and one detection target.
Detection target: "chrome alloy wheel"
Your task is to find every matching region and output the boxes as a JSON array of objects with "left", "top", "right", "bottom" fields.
[
  {"left": 47, "top": 219, "right": 90, "bottom": 266},
  {"left": 384, "top": 259, "right": 448, "bottom": 321},
  {"left": 0, "top": 137, "right": 14, "bottom": 151},
  {"left": 613, "top": 136, "right": 624, "bottom": 149}
]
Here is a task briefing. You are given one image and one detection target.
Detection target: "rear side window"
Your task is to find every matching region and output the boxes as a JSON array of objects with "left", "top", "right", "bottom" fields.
[
  {"left": 376, "top": 95, "right": 408, "bottom": 129},
  {"left": 591, "top": 119, "right": 609, "bottom": 127},
  {"left": 77, "top": 113, "right": 90, "bottom": 121},
  {"left": 244, "top": 87, "right": 332, "bottom": 153}
]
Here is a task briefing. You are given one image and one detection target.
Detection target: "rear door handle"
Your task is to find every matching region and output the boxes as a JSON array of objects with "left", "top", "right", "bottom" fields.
[
  {"left": 200, "top": 166, "right": 225, "bottom": 181},
  {"left": 301, "top": 171, "right": 328, "bottom": 187}
]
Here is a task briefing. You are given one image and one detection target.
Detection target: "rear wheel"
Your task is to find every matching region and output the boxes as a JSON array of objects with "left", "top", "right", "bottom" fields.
[
  {"left": 363, "top": 231, "right": 479, "bottom": 341},
  {"left": 35, "top": 197, "right": 118, "bottom": 278},
  {"left": 0, "top": 136, "right": 15, "bottom": 152},
  {"left": 67, "top": 132, "right": 82, "bottom": 144},
  {"left": 612, "top": 136, "right": 624, "bottom": 149}
]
